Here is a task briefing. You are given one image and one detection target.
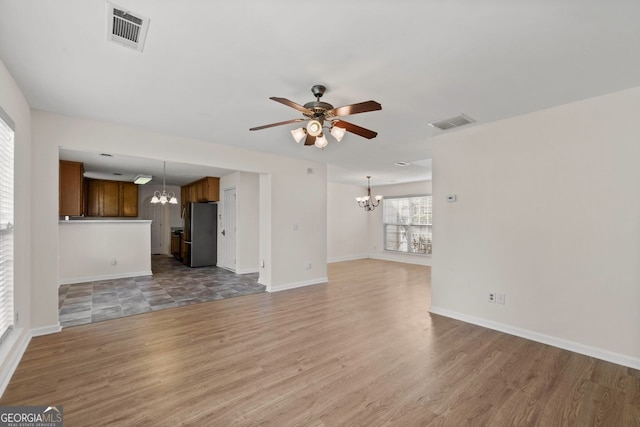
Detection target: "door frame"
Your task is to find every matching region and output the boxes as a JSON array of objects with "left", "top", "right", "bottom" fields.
[{"left": 221, "top": 187, "right": 237, "bottom": 271}]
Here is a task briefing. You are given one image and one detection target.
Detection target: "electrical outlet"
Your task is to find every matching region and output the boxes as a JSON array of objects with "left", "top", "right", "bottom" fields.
[
  {"left": 496, "top": 293, "right": 506, "bottom": 305},
  {"left": 304, "top": 261, "right": 312, "bottom": 270},
  {"left": 110, "top": 257, "right": 117, "bottom": 266},
  {"left": 488, "top": 292, "right": 496, "bottom": 303}
]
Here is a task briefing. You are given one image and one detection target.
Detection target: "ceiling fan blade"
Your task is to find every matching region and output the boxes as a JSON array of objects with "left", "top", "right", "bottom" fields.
[
  {"left": 334, "top": 120, "right": 378, "bottom": 139},
  {"left": 328, "top": 100, "right": 382, "bottom": 117},
  {"left": 250, "top": 118, "right": 306, "bottom": 131},
  {"left": 270, "top": 97, "right": 313, "bottom": 114},
  {"left": 304, "top": 134, "right": 316, "bottom": 146}
]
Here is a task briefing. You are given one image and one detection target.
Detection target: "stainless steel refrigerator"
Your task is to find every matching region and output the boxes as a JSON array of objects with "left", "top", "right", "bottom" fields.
[{"left": 183, "top": 202, "right": 217, "bottom": 267}]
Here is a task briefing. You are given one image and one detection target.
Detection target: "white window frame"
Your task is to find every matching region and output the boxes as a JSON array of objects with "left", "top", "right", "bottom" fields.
[
  {"left": 0, "top": 105, "right": 14, "bottom": 344},
  {"left": 383, "top": 194, "right": 432, "bottom": 256}
]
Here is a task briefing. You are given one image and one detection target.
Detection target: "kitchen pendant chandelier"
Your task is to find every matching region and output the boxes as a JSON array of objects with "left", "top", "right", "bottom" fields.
[
  {"left": 150, "top": 161, "right": 178, "bottom": 205},
  {"left": 356, "top": 176, "right": 383, "bottom": 211}
]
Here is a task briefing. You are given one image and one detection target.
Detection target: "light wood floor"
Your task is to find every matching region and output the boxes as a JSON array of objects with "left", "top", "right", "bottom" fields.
[{"left": 3, "top": 259, "right": 639, "bottom": 426}]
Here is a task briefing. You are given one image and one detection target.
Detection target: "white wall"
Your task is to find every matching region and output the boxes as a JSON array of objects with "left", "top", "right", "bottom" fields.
[
  {"left": 31, "top": 110, "right": 328, "bottom": 328},
  {"left": 58, "top": 221, "right": 152, "bottom": 284},
  {"left": 327, "top": 182, "right": 370, "bottom": 262},
  {"left": 431, "top": 87, "right": 640, "bottom": 368},
  {"left": 219, "top": 171, "right": 260, "bottom": 274},
  {"left": 368, "top": 181, "right": 432, "bottom": 266},
  {"left": 0, "top": 59, "right": 34, "bottom": 391}
]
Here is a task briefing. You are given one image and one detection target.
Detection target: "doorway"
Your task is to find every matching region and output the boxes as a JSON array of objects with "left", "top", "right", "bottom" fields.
[{"left": 222, "top": 187, "right": 236, "bottom": 271}]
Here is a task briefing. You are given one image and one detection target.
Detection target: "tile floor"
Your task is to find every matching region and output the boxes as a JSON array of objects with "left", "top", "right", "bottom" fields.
[{"left": 58, "top": 255, "right": 265, "bottom": 328}]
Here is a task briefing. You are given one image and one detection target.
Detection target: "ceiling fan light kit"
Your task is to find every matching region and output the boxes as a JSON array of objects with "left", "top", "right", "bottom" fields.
[{"left": 250, "top": 85, "right": 381, "bottom": 149}]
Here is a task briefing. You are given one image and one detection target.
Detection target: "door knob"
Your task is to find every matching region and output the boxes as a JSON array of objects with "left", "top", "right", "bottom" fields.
[{"left": 221, "top": 229, "right": 226, "bottom": 236}]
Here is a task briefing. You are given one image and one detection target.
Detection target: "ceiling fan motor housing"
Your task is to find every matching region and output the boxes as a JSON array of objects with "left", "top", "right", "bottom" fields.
[{"left": 302, "top": 101, "right": 335, "bottom": 119}]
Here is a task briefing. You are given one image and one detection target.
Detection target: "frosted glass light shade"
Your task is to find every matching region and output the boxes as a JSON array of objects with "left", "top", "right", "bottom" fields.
[
  {"left": 314, "top": 133, "right": 328, "bottom": 148},
  {"left": 330, "top": 125, "right": 346, "bottom": 142},
  {"left": 291, "top": 127, "right": 306, "bottom": 143}
]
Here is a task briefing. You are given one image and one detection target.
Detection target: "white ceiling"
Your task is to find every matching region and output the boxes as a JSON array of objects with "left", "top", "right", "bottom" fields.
[{"left": 2, "top": 0, "right": 640, "bottom": 186}]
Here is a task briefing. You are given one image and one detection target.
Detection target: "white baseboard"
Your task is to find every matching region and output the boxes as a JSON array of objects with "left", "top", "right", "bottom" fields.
[
  {"left": 327, "top": 254, "right": 369, "bottom": 263},
  {"left": 0, "top": 323, "right": 63, "bottom": 398},
  {"left": 59, "top": 270, "right": 153, "bottom": 286},
  {"left": 0, "top": 328, "right": 30, "bottom": 398},
  {"left": 369, "top": 252, "right": 432, "bottom": 266},
  {"left": 236, "top": 267, "right": 259, "bottom": 275},
  {"left": 267, "top": 277, "right": 329, "bottom": 293},
  {"left": 31, "top": 323, "right": 62, "bottom": 337},
  {"left": 429, "top": 306, "right": 640, "bottom": 370}
]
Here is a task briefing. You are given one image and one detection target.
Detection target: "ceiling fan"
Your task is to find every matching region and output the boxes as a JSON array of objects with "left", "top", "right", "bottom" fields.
[{"left": 250, "top": 85, "right": 382, "bottom": 148}]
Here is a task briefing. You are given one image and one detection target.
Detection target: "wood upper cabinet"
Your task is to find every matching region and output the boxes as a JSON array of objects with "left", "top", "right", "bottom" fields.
[
  {"left": 120, "top": 182, "right": 138, "bottom": 217},
  {"left": 101, "top": 180, "right": 120, "bottom": 217},
  {"left": 59, "top": 160, "right": 85, "bottom": 216},
  {"left": 86, "top": 179, "right": 101, "bottom": 217},
  {"left": 85, "top": 179, "right": 138, "bottom": 217},
  {"left": 180, "top": 177, "right": 220, "bottom": 214}
]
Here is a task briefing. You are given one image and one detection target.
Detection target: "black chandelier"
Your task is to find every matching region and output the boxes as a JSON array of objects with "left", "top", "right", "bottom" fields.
[{"left": 356, "top": 176, "right": 383, "bottom": 211}]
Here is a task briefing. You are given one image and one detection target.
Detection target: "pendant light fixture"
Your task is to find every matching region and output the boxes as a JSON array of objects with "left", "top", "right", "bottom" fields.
[
  {"left": 150, "top": 161, "right": 178, "bottom": 205},
  {"left": 356, "top": 176, "right": 383, "bottom": 211}
]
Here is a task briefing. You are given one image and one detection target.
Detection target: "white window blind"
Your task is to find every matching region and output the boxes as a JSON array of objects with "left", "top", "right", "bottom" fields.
[
  {"left": 0, "top": 106, "right": 14, "bottom": 343},
  {"left": 383, "top": 195, "right": 432, "bottom": 255}
]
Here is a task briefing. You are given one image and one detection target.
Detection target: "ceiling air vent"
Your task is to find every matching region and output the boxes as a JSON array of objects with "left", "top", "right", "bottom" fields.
[
  {"left": 428, "top": 114, "right": 475, "bottom": 131},
  {"left": 106, "top": 2, "right": 149, "bottom": 52}
]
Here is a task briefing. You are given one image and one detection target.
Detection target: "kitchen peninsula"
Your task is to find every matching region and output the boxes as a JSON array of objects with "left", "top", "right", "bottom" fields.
[{"left": 58, "top": 220, "right": 152, "bottom": 285}]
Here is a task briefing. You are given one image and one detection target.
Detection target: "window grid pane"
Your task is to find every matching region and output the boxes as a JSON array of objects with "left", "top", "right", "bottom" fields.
[
  {"left": 383, "top": 195, "right": 431, "bottom": 255},
  {"left": 0, "top": 109, "right": 14, "bottom": 343}
]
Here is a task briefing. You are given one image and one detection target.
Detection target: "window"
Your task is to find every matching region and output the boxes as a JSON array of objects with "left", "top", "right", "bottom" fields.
[
  {"left": 0, "top": 106, "right": 14, "bottom": 343},
  {"left": 383, "top": 195, "right": 432, "bottom": 255}
]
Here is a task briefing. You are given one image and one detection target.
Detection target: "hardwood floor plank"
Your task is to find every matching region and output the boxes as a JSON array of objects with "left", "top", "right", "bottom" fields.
[{"left": 1, "top": 259, "right": 638, "bottom": 426}]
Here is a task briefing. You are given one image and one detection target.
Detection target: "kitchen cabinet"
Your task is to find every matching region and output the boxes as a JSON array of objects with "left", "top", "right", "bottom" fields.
[
  {"left": 86, "top": 179, "right": 138, "bottom": 217},
  {"left": 171, "top": 232, "right": 182, "bottom": 260},
  {"left": 59, "top": 160, "right": 85, "bottom": 216},
  {"left": 180, "top": 176, "right": 220, "bottom": 214},
  {"left": 120, "top": 182, "right": 138, "bottom": 217},
  {"left": 101, "top": 180, "right": 120, "bottom": 217},
  {"left": 85, "top": 179, "right": 101, "bottom": 217}
]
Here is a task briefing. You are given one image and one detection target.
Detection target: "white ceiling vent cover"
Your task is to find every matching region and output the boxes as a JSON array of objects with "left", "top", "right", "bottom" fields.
[
  {"left": 106, "top": 2, "right": 149, "bottom": 52},
  {"left": 428, "top": 114, "right": 475, "bottom": 130}
]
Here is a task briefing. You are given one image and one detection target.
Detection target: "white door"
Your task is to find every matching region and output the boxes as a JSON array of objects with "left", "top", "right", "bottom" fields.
[
  {"left": 144, "top": 196, "right": 165, "bottom": 254},
  {"left": 222, "top": 187, "right": 236, "bottom": 271}
]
